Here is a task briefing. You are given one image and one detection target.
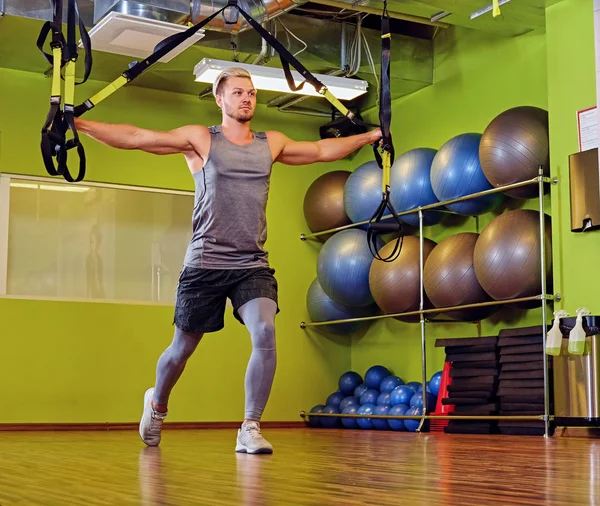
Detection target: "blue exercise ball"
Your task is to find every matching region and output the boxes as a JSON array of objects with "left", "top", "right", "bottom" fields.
[
  {"left": 360, "top": 389, "right": 379, "bottom": 405},
  {"left": 372, "top": 404, "right": 391, "bottom": 430},
  {"left": 405, "top": 382, "right": 421, "bottom": 392},
  {"left": 339, "top": 396, "right": 360, "bottom": 411},
  {"left": 320, "top": 405, "right": 341, "bottom": 428},
  {"left": 404, "top": 406, "right": 422, "bottom": 432},
  {"left": 344, "top": 160, "right": 391, "bottom": 226},
  {"left": 354, "top": 384, "right": 368, "bottom": 398},
  {"left": 339, "top": 371, "right": 363, "bottom": 396},
  {"left": 430, "top": 133, "right": 502, "bottom": 215},
  {"left": 306, "top": 277, "right": 376, "bottom": 333},
  {"left": 326, "top": 391, "right": 346, "bottom": 409},
  {"left": 317, "top": 229, "right": 383, "bottom": 307},
  {"left": 377, "top": 392, "right": 392, "bottom": 406},
  {"left": 308, "top": 404, "right": 326, "bottom": 427},
  {"left": 409, "top": 391, "right": 437, "bottom": 413},
  {"left": 429, "top": 371, "right": 443, "bottom": 397},
  {"left": 390, "top": 148, "right": 443, "bottom": 227},
  {"left": 341, "top": 405, "right": 359, "bottom": 429},
  {"left": 356, "top": 403, "right": 377, "bottom": 429},
  {"left": 390, "top": 385, "right": 414, "bottom": 406},
  {"left": 379, "top": 375, "right": 405, "bottom": 394},
  {"left": 365, "top": 365, "right": 390, "bottom": 389},
  {"left": 388, "top": 404, "right": 409, "bottom": 431}
]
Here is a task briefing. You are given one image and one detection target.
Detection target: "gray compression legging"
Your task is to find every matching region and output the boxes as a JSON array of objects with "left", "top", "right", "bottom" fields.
[{"left": 153, "top": 297, "right": 277, "bottom": 421}]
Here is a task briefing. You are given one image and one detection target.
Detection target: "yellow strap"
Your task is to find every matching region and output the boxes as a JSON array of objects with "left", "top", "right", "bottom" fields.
[
  {"left": 381, "top": 151, "right": 391, "bottom": 192},
  {"left": 51, "top": 47, "right": 62, "bottom": 98},
  {"left": 492, "top": 0, "right": 501, "bottom": 17},
  {"left": 320, "top": 88, "right": 351, "bottom": 118},
  {"left": 87, "top": 75, "right": 129, "bottom": 108},
  {"left": 64, "top": 59, "right": 76, "bottom": 105}
]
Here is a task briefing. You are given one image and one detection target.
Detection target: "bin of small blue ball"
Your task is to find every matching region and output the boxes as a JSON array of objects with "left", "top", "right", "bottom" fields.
[
  {"left": 388, "top": 404, "right": 409, "bottom": 431},
  {"left": 390, "top": 385, "right": 414, "bottom": 406},
  {"left": 339, "top": 396, "right": 360, "bottom": 411},
  {"left": 409, "top": 391, "right": 437, "bottom": 413},
  {"left": 377, "top": 392, "right": 391, "bottom": 406},
  {"left": 320, "top": 405, "right": 341, "bottom": 428},
  {"left": 308, "top": 404, "right": 326, "bottom": 427},
  {"left": 339, "top": 371, "right": 363, "bottom": 396},
  {"left": 360, "top": 388, "right": 379, "bottom": 406},
  {"left": 428, "top": 371, "right": 443, "bottom": 396},
  {"left": 372, "top": 404, "right": 391, "bottom": 430},
  {"left": 364, "top": 365, "right": 390, "bottom": 389},
  {"left": 341, "top": 405, "right": 360, "bottom": 429},
  {"left": 357, "top": 404, "right": 377, "bottom": 429},
  {"left": 404, "top": 406, "right": 423, "bottom": 432},
  {"left": 379, "top": 375, "right": 404, "bottom": 393},
  {"left": 405, "top": 381, "right": 421, "bottom": 392},
  {"left": 354, "top": 384, "right": 369, "bottom": 398}
]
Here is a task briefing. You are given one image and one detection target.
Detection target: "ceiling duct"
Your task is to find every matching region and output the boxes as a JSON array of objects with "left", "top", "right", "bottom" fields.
[{"left": 94, "top": 0, "right": 308, "bottom": 33}]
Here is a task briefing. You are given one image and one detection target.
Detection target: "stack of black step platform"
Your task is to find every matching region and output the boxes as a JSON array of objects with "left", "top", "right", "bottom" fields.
[
  {"left": 434, "top": 335, "right": 500, "bottom": 434},
  {"left": 497, "top": 325, "right": 552, "bottom": 436}
]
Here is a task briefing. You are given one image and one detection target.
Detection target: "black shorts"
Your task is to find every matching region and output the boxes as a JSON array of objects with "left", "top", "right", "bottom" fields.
[{"left": 173, "top": 266, "right": 279, "bottom": 333}]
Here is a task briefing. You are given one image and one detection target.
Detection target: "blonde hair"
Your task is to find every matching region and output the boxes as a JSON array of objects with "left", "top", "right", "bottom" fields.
[{"left": 213, "top": 67, "right": 253, "bottom": 97}]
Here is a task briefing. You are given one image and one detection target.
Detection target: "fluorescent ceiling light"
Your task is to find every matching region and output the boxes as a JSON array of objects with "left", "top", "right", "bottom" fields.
[
  {"left": 193, "top": 58, "right": 368, "bottom": 101},
  {"left": 10, "top": 183, "right": 38, "bottom": 189},
  {"left": 10, "top": 182, "right": 89, "bottom": 193}
]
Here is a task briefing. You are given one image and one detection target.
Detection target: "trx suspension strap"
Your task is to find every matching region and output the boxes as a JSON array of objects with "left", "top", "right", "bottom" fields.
[
  {"left": 38, "top": 0, "right": 379, "bottom": 183},
  {"left": 366, "top": 0, "right": 403, "bottom": 262},
  {"left": 38, "top": 0, "right": 92, "bottom": 182}
]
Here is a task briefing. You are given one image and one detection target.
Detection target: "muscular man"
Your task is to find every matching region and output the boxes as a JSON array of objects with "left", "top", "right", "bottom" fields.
[{"left": 75, "top": 67, "right": 381, "bottom": 454}]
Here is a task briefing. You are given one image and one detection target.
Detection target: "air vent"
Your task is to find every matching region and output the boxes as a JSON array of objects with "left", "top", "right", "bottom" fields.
[{"left": 85, "top": 12, "right": 205, "bottom": 63}]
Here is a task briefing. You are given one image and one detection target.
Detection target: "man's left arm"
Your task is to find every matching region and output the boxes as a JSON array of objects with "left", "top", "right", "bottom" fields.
[{"left": 270, "top": 129, "right": 382, "bottom": 165}]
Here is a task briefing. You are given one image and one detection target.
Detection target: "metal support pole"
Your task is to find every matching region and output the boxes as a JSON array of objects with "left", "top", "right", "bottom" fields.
[
  {"left": 418, "top": 208, "right": 427, "bottom": 432},
  {"left": 538, "top": 167, "right": 550, "bottom": 438}
]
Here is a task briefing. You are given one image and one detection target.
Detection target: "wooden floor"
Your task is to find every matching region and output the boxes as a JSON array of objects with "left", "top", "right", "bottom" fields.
[{"left": 0, "top": 428, "right": 599, "bottom": 505}]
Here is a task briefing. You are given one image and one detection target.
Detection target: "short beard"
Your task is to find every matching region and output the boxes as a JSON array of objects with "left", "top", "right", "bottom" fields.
[{"left": 224, "top": 104, "right": 253, "bottom": 123}]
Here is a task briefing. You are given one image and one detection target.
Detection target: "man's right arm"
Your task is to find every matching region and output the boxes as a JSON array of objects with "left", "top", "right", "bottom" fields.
[{"left": 74, "top": 118, "right": 205, "bottom": 156}]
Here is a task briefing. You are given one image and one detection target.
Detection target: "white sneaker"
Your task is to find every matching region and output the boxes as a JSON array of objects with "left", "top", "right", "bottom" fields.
[
  {"left": 139, "top": 388, "right": 167, "bottom": 447},
  {"left": 235, "top": 421, "right": 273, "bottom": 454}
]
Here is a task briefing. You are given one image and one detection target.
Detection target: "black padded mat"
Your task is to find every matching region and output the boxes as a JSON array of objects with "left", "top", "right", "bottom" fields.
[
  {"left": 498, "top": 379, "right": 545, "bottom": 388},
  {"left": 450, "top": 367, "right": 498, "bottom": 378},
  {"left": 445, "top": 344, "right": 498, "bottom": 355},
  {"left": 435, "top": 336, "right": 498, "bottom": 348},
  {"left": 452, "top": 360, "right": 498, "bottom": 369},
  {"left": 450, "top": 376, "right": 496, "bottom": 388},
  {"left": 447, "top": 352, "right": 498, "bottom": 362},
  {"left": 498, "top": 335, "right": 544, "bottom": 347},
  {"left": 500, "top": 353, "right": 545, "bottom": 364},
  {"left": 498, "top": 325, "right": 548, "bottom": 338},
  {"left": 499, "top": 369, "right": 545, "bottom": 379},
  {"left": 500, "top": 344, "right": 544, "bottom": 355}
]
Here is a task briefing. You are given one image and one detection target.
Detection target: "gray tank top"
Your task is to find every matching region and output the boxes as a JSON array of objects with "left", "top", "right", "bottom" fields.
[{"left": 183, "top": 126, "right": 274, "bottom": 269}]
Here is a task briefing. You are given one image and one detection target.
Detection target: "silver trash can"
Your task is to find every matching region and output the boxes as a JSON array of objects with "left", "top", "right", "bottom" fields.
[{"left": 553, "top": 316, "right": 600, "bottom": 426}]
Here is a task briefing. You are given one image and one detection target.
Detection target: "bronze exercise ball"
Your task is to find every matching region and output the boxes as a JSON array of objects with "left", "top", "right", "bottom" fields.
[
  {"left": 479, "top": 106, "right": 549, "bottom": 199},
  {"left": 473, "top": 209, "right": 552, "bottom": 301},
  {"left": 303, "top": 170, "right": 352, "bottom": 242},
  {"left": 423, "top": 232, "right": 498, "bottom": 321}
]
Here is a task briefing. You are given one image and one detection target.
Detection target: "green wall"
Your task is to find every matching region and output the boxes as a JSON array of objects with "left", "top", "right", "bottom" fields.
[
  {"left": 350, "top": 26, "right": 551, "bottom": 384},
  {"left": 0, "top": 67, "right": 353, "bottom": 423},
  {"left": 546, "top": 0, "right": 597, "bottom": 312}
]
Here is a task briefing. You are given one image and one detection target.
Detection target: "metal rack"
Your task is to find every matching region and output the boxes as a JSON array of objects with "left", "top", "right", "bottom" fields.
[{"left": 299, "top": 168, "right": 559, "bottom": 437}]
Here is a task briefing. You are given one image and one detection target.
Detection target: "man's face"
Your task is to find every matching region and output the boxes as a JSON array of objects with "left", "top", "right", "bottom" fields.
[{"left": 216, "top": 77, "right": 257, "bottom": 123}]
